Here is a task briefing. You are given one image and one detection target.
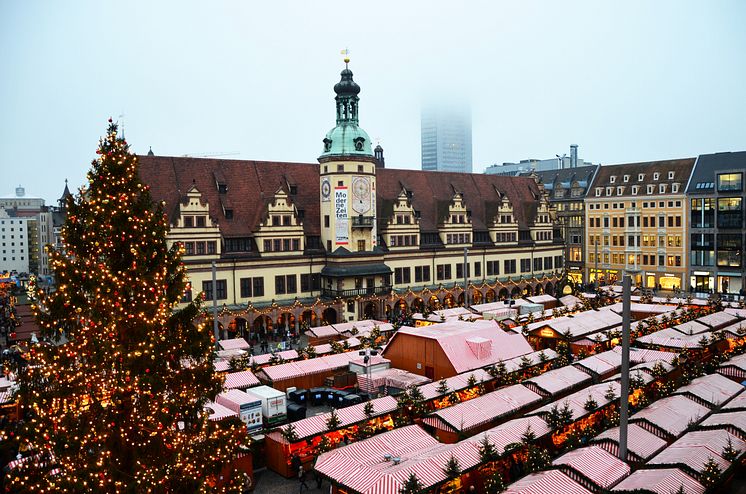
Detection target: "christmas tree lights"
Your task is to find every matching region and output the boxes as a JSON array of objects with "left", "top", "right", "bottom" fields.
[{"left": 10, "top": 121, "right": 247, "bottom": 493}]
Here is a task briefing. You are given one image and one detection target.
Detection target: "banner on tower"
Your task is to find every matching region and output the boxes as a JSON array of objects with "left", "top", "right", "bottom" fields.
[{"left": 335, "top": 186, "right": 348, "bottom": 245}]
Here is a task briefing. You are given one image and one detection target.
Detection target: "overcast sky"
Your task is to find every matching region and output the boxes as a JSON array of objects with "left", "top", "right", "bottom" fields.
[{"left": 2, "top": 0, "right": 745, "bottom": 203}]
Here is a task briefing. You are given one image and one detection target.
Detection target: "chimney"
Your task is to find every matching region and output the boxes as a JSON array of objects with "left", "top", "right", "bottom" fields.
[
  {"left": 570, "top": 144, "right": 578, "bottom": 168},
  {"left": 374, "top": 144, "right": 385, "bottom": 168}
]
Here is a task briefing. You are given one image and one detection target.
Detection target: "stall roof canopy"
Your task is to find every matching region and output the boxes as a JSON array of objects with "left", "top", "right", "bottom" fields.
[
  {"left": 526, "top": 309, "right": 622, "bottom": 339},
  {"left": 635, "top": 328, "right": 704, "bottom": 349},
  {"left": 696, "top": 310, "right": 740, "bottom": 329},
  {"left": 224, "top": 370, "right": 261, "bottom": 390},
  {"left": 593, "top": 423, "right": 668, "bottom": 461},
  {"left": 257, "top": 351, "right": 361, "bottom": 382},
  {"left": 418, "top": 369, "right": 492, "bottom": 401},
  {"left": 574, "top": 350, "right": 623, "bottom": 376},
  {"left": 526, "top": 294, "right": 557, "bottom": 305},
  {"left": 218, "top": 338, "right": 251, "bottom": 351},
  {"left": 531, "top": 382, "right": 621, "bottom": 421},
  {"left": 314, "top": 425, "right": 482, "bottom": 494},
  {"left": 523, "top": 365, "right": 592, "bottom": 397},
  {"left": 630, "top": 395, "right": 709, "bottom": 438},
  {"left": 552, "top": 445, "right": 630, "bottom": 490},
  {"left": 424, "top": 384, "right": 542, "bottom": 433},
  {"left": 700, "top": 410, "right": 746, "bottom": 436},
  {"left": 671, "top": 320, "right": 710, "bottom": 336},
  {"left": 320, "top": 263, "right": 392, "bottom": 277},
  {"left": 672, "top": 373, "right": 743, "bottom": 408},
  {"left": 204, "top": 401, "right": 238, "bottom": 422},
  {"left": 648, "top": 429, "right": 743, "bottom": 477},
  {"left": 611, "top": 468, "right": 704, "bottom": 494},
  {"left": 384, "top": 320, "right": 533, "bottom": 374},
  {"left": 504, "top": 469, "right": 594, "bottom": 494},
  {"left": 271, "top": 396, "right": 398, "bottom": 442}
]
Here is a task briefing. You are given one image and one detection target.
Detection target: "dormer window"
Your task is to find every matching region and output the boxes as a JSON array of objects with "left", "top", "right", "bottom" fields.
[
  {"left": 638, "top": 174, "right": 645, "bottom": 181},
  {"left": 647, "top": 185, "right": 654, "bottom": 194},
  {"left": 623, "top": 175, "right": 630, "bottom": 183},
  {"left": 617, "top": 186, "right": 624, "bottom": 195},
  {"left": 632, "top": 185, "right": 639, "bottom": 195},
  {"left": 672, "top": 183, "right": 679, "bottom": 193},
  {"left": 289, "top": 185, "right": 298, "bottom": 195},
  {"left": 668, "top": 171, "right": 675, "bottom": 179},
  {"left": 224, "top": 209, "right": 233, "bottom": 220},
  {"left": 610, "top": 176, "right": 616, "bottom": 184},
  {"left": 659, "top": 184, "right": 666, "bottom": 193},
  {"left": 595, "top": 187, "right": 602, "bottom": 197},
  {"left": 606, "top": 187, "right": 613, "bottom": 196},
  {"left": 653, "top": 172, "right": 659, "bottom": 181},
  {"left": 353, "top": 136, "right": 365, "bottom": 151},
  {"left": 323, "top": 138, "right": 332, "bottom": 152}
]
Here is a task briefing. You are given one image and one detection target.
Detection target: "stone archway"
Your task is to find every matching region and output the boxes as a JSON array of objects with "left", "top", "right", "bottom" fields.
[
  {"left": 498, "top": 287, "right": 509, "bottom": 300},
  {"left": 471, "top": 289, "right": 483, "bottom": 305},
  {"left": 411, "top": 297, "right": 425, "bottom": 313},
  {"left": 322, "top": 307, "right": 338, "bottom": 325},
  {"left": 428, "top": 295, "right": 441, "bottom": 310},
  {"left": 277, "top": 312, "right": 296, "bottom": 336},
  {"left": 393, "top": 298, "right": 408, "bottom": 315},
  {"left": 443, "top": 293, "right": 455, "bottom": 308},
  {"left": 544, "top": 282, "right": 554, "bottom": 296},
  {"left": 363, "top": 301, "right": 378, "bottom": 320},
  {"left": 300, "top": 310, "right": 316, "bottom": 331},
  {"left": 233, "top": 317, "right": 248, "bottom": 340},
  {"left": 485, "top": 288, "right": 496, "bottom": 303},
  {"left": 510, "top": 286, "right": 521, "bottom": 298},
  {"left": 253, "top": 315, "right": 273, "bottom": 340}
]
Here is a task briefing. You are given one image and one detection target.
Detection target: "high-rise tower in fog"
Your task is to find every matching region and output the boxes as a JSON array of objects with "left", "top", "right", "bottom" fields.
[{"left": 421, "top": 102, "right": 472, "bottom": 173}]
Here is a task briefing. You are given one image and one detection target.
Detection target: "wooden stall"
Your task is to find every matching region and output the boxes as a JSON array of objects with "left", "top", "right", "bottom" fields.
[{"left": 255, "top": 351, "right": 361, "bottom": 391}]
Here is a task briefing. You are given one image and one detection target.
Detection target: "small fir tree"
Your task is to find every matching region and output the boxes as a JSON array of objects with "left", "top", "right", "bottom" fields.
[
  {"left": 722, "top": 436, "right": 739, "bottom": 462},
  {"left": 521, "top": 425, "right": 537, "bottom": 445},
  {"left": 443, "top": 454, "right": 461, "bottom": 478},
  {"left": 538, "top": 350, "right": 548, "bottom": 363},
  {"left": 651, "top": 361, "right": 667, "bottom": 378},
  {"left": 484, "top": 470, "right": 506, "bottom": 494},
  {"left": 631, "top": 371, "right": 646, "bottom": 390},
  {"left": 436, "top": 379, "right": 450, "bottom": 395},
  {"left": 584, "top": 394, "right": 598, "bottom": 412},
  {"left": 524, "top": 444, "right": 551, "bottom": 473},
  {"left": 363, "top": 401, "right": 375, "bottom": 419},
  {"left": 544, "top": 404, "right": 562, "bottom": 430},
  {"left": 282, "top": 423, "right": 300, "bottom": 443},
  {"left": 604, "top": 383, "right": 617, "bottom": 401},
  {"left": 399, "top": 472, "right": 424, "bottom": 494},
  {"left": 700, "top": 456, "right": 722, "bottom": 488},
  {"left": 559, "top": 400, "right": 574, "bottom": 425},
  {"left": 478, "top": 435, "right": 500, "bottom": 463},
  {"left": 467, "top": 373, "right": 479, "bottom": 388},
  {"left": 670, "top": 485, "right": 686, "bottom": 494},
  {"left": 316, "top": 435, "right": 334, "bottom": 455},
  {"left": 325, "top": 409, "right": 341, "bottom": 431}
]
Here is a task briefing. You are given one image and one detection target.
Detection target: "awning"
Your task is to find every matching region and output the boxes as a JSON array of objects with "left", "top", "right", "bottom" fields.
[{"left": 321, "top": 263, "right": 392, "bottom": 278}]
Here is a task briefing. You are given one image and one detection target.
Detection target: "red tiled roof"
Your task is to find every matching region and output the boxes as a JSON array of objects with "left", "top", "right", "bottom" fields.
[{"left": 137, "top": 155, "right": 548, "bottom": 238}]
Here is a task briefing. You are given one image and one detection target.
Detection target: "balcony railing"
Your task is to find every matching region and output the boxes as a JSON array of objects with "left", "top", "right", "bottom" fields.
[
  {"left": 321, "top": 285, "right": 393, "bottom": 299},
  {"left": 351, "top": 216, "right": 375, "bottom": 228}
]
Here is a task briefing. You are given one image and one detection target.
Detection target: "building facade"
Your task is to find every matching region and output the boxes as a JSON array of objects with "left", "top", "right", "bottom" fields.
[
  {"left": 585, "top": 159, "right": 696, "bottom": 290},
  {"left": 0, "top": 186, "right": 54, "bottom": 276},
  {"left": 137, "top": 64, "right": 563, "bottom": 337},
  {"left": 421, "top": 101, "right": 472, "bottom": 173},
  {"left": 687, "top": 151, "right": 745, "bottom": 296},
  {"left": 485, "top": 144, "right": 594, "bottom": 176},
  {"left": 0, "top": 210, "right": 30, "bottom": 274},
  {"left": 534, "top": 165, "right": 599, "bottom": 287}
]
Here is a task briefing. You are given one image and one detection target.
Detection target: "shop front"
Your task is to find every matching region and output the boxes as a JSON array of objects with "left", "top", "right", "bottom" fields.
[
  {"left": 657, "top": 273, "right": 682, "bottom": 291},
  {"left": 567, "top": 268, "right": 583, "bottom": 285},
  {"left": 717, "top": 272, "right": 743, "bottom": 295},
  {"left": 691, "top": 271, "right": 714, "bottom": 293}
]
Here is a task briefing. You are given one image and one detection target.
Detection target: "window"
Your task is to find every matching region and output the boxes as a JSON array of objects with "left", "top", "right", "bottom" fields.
[
  {"left": 324, "top": 215, "right": 330, "bottom": 228},
  {"left": 717, "top": 234, "right": 742, "bottom": 267},
  {"left": 395, "top": 267, "right": 411, "bottom": 285},
  {"left": 202, "top": 280, "right": 227, "bottom": 300},
  {"left": 718, "top": 173, "right": 743, "bottom": 192},
  {"left": 672, "top": 184, "right": 679, "bottom": 193},
  {"left": 207, "top": 241, "right": 216, "bottom": 254},
  {"left": 263, "top": 239, "right": 271, "bottom": 251},
  {"left": 718, "top": 198, "right": 743, "bottom": 228},
  {"left": 668, "top": 171, "right": 675, "bottom": 179},
  {"left": 184, "top": 242, "right": 194, "bottom": 255},
  {"left": 253, "top": 277, "right": 265, "bottom": 296},
  {"left": 520, "top": 258, "right": 531, "bottom": 273},
  {"left": 183, "top": 216, "right": 194, "bottom": 228},
  {"left": 300, "top": 273, "right": 321, "bottom": 292},
  {"left": 474, "top": 262, "right": 481, "bottom": 277},
  {"left": 487, "top": 260, "right": 500, "bottom": 276},
  {"left": 653, "top": 172, "right": 659, "bottom": 180},
  {"left": 691, "top": 198, "right": 715, "bottom": 228},
  {"left": 647, "top": 185, "right": 654, "bottom": 194},
  {"left": 623, "top": 175, "right": 630, "bottom": 183},
  {"left": 505, "top": 259, "right": 517, "bottom": 274},
  {"left": 436, "top": 264, "right": 452, "bottom": 280},
  {"left": 610, "top": 176, "right": 616, "bottom": 184},
  {"left": 632, "top": 185, "right": 639, "bottom": 195},
  {"left": 691, "top": 233, "right": 715, "bottom": 266},
  {"left": 638, "top": 174, "right": 645, "bottom": 181},
  {"left": 415, "top": 265, "right": 430, "bottom": 283},
  {"left": 240, "top": 277, "right": 253, "bottom": 298},
  {"left": 274, "top": 274, "right": 297, "bottom": 295},
  {"left": 196, "top": 216, "right": 206, "bottom": 228},
  {"left": 196, "top": 242, "right": 205, "bottom": 255},
  {"left": 181, "top": 284, "right": 192, "bottom": 303}
]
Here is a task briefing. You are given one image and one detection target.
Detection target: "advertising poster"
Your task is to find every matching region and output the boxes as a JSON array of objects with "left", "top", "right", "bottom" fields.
[{"left": 335, "top": 186, "right": 348, "bottom": 245}]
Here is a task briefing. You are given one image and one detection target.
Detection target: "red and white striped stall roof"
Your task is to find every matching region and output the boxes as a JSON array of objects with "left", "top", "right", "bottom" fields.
[
  {"left": 305, "top": 325, "right": 341, "bottom": 338},
  {"left": 695, "top": 310, "right": 739, "bottom": 329},
  {"left": 526, "top": 294, "right": 558, "bottom": 305},
  {"left": 611, "top": 468, "right": 704, "bottom": 494},
  {"left": 218, "top": 337, "right": 251, "bottom": 351},
  {"left": 663, "top": 429, "right": 745, "bottom": 459},
  {"left": 249, "top": 349, "right": 299, "bottom": 366},
  {"left": 273, "top": 396, "right": 398, "bottom": 442},
  {"left": 725, "top": 307, "right": 746, "bottom": 318},
  {"left": 523, "top": 365, "right": 592, "bottom": 397},
  {"left": 315, "top": 425, "right": 482, "bottom": 494},
  {"left": 613, "top": 346, "right": 678, "bottom": 364},
  {"left": 671, "top": 320, "right": 710, "bottom": 335},
  {"left": 553, "top": 445, "right": 630, "bottom": 489},
  {"left": 502, "top": 349, "right": 559, "bottom": 374},
  {"left": 635, "top": 328, "right": 704, "bottom": 349},
  {"left": 357, "top": 368, "right": 430, "bottom": 394},
  {"left": 649, "top": 436, "right": 736, "bottom": 474},
  {"left": 504, "top": 469, "right": 593, "bottom": 494},
  {"left": 472, "top": 300, "right": 531, "bottom": 314},
  {"left": 630, "top": 395, "right": 709, "bottom": 438},
  {"left": 526, "top": 309, "right": 622, "bottom": 339},
  {"left": 412, "top": 306, "right": 475, "bottom": 322},
  {"left": 574, "top": 350, "right": 623, "bottom": 376},
  {"left": 224, "top": 370, "right": 261, "bottom": 390},
  {"left": 700, "top": 410, "right": 746, "bottom": 439},
  {"left": 204, "top": 401, "right": 239, "bottom": 421},
  {"left": 214, "top": 359, "right": 231, "bottom": 372},
  {"left": 427, "top": 384, "right": 543, "bottom": 432},
  {"left": 718, "top": 352, "right": 746, "bottom": 380},
  {"left": 418, "top": 369, "right": 493, "bottom": 401},
  {"left": 474, "top": 415, "right": 552, "bottom": 453},
  {"left": 723, "top": 392, "right": 746, "bottom": 411},
  {"left": 592, "top": 423, "right": 667, "bottom": 461},
  {"left": 531, "top": 382, "right": 621, "bottom": 421},
  {"left": 604, "top": 367, "right": 656, "bottom": 387},
  {"left": 257, "top": 351, "right": 360, "bottom": 382},
  {"left": 673, "top": 372, "right": 744, "bottom": 407}
]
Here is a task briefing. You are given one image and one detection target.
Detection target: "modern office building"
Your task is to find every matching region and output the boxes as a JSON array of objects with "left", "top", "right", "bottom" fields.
[
  {"left": 421, "top": 101, "right": 472, "bottom": 173},
  {"left": 534, "top": 165, "right": 600, "bottom": 287},
  {"left": 0, "top": 209, "right": 30, "bottom": 274},
  {"left": 585, "top": 159, "right": 696, "bottom": 290},
  {"left": 687, "top": 151, "right": 745, "bottom": 296},
  {"left": 0, "top": 186, "right": 54, "bottom": 276},
  {"left": 485, "top": 144, "right": 593, "bottom": 176},
  {"left": 138, "top": 64, "right": 563, "bottom": 338}
]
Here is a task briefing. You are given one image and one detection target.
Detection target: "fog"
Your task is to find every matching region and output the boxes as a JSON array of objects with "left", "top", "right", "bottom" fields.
[{"left": 1, "top": 0, "right": 745, "bottom": 202}]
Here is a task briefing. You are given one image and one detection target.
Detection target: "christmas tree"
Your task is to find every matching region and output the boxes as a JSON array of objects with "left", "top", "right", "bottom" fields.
[
  {"left": 11, "top": 121, "right": 247, "bottom": 493},
  {"left": 443, "top": 454, "right": 461, "bottom": 478},
  {"left": 399, "top": 472, "right": 424, "bottom": 494},
  {"left": 699, "top": 456, "right": 722, "bottom": 488},
  {"left": 484, "top": 470, "right": 506, "bottom": 494}
]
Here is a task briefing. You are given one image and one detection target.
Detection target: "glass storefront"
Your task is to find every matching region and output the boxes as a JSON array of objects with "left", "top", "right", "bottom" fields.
[
  {"left": 717, "top": 274, "right": 743, "bottom": 295},
  {"left": 658, "top": 274, "right": 681, "bottom": 291}
]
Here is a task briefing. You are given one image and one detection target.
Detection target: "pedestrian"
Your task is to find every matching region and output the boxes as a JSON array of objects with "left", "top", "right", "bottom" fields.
[
  {"left": 298, "top": 465, "right": 309, "bottom": 492},
  {"left": 314, "top": 467, "right": 323, "bottom": 489}
]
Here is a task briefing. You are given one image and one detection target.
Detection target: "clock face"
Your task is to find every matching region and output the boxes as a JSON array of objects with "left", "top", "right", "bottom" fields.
[
  {"left": 321, "top": 178, "right": 331, "bottom": 201},
  {"left": 351, "top": 176, "right": 371, "bottom": 214}
]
